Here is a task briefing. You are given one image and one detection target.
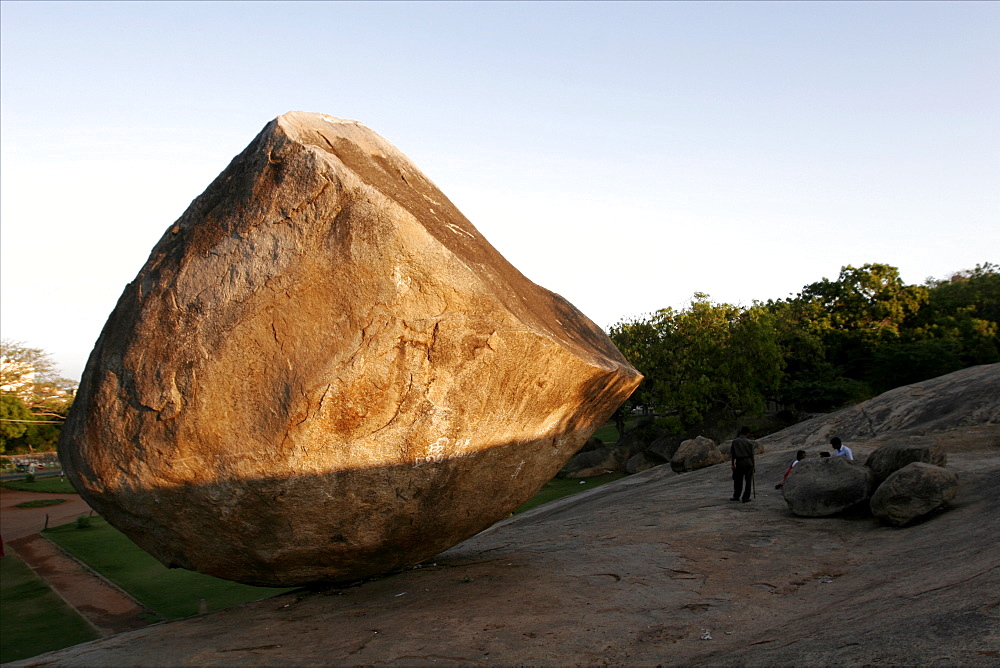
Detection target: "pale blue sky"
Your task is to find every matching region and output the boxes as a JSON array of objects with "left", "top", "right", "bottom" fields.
[{"left": 2, "top": 1, "right": 998, "bottom": 381}]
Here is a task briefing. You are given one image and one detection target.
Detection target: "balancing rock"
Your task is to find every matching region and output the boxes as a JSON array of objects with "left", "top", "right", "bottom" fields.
[{"left": 59, "top": 112, "right": 642, "bottom": 586}]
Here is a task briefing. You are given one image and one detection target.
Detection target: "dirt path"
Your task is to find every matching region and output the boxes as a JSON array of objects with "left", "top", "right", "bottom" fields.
[
  {"left": 7, "top": 534, "right": 153, "bottom": 637},
  {"left": 1, "top": 487, "right": 154, "bottom": 638},
  {"left": 0, "top": 487, "right": 91, "bottom": 541}
]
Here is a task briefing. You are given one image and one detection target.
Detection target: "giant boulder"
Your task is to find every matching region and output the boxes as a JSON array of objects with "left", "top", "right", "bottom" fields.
[
  {"left": 59, "top": 112, "right": 642, "bottom": 587},
  {"left": 870, "top": 462, "right": 959, "bottom": 527},
  {"left": 782, "top": 457, "right": 875, "bottom": 517}
]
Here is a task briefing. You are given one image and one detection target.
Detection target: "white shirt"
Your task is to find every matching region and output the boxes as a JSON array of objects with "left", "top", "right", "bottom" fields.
[{"left": 832, "top": 444, "right": 854, "bottom": 460}]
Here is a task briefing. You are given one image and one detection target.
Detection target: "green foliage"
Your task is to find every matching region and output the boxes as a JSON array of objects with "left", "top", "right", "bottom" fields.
[
  {"left": 911, "top": 263, "right": 1000, "bottom": 366},
  {"left": 0, "top": 554, "right": 100, "bottom": 663},
  {"left": 514, "top": 472, "right": 626, "bottom": 514},
  {"left": 654, "top": 415, "right": 684, "bottom": 435},
  {"left": 75, "top": 514, "right": 92, "bottom": 529},
  {"left": 0, "top": 395, "right": 32, "bottom": 448},
  {"left": 610, "top": 294, "right": 784, "bottom": 430},
  {"left": 0, "top": 340, "right": 76, "bottom": 453},
  {"left": 868, "top": 340, "right": 964, "bottom": 393},
  {"left": 591, "top": 423, "right": 620, "bottom": 443},
  {"left": 611, "top": 261, "right": 999, "bottom": 419},
  {"left": 797, "top": 263, "right": 928, "bottom": 335},
  {"left": 15, "top": 498, "right": 66, "bottom": 509},
  {"left": 2, "top": 477, "right": 77, "bottom": 494},
  {"left": 45, "top": 516, "right": 295, "bottom": 619}
]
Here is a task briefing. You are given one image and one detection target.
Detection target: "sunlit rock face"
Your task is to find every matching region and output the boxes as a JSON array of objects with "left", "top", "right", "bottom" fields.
[{"left": 59, "top": 112, "right": 642, "bottom": 586}]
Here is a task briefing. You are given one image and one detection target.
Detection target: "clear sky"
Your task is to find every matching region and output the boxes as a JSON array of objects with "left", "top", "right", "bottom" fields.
[{"left": 2, "top": 1, "right": 998, "bottom": 382}]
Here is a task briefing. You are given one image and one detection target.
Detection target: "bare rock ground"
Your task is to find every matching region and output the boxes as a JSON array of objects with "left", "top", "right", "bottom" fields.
[
  {"left": 13, "top": 430, "right": 998, "bottom": 666},
  {"left": 12, "top": 365, "right": 1000, "bottom": 666}
]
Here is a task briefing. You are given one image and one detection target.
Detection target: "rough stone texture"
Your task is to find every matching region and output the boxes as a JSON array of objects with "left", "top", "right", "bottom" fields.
[
  {"left": 625, "top": 451, "right": 658, "bottom": 475},
  {"left": 616, "top": 430, "right": 652, "bottom": 458},
  {"left": 562, "top": 446, "right": 626, "bottom": 478},
  {"left": 575, "top": 436, "right": 607, "bottom": 453},
  {"left": 646, "top": 434, "right": 680, "bottom": 463},
  {"left": 58, "top": 112, "right": 641, "bottom": 587},
  {"left": 866, "top": 441, "right": 947, "bottom": 485},
  {"left": 870, "top": 462, "right": 959, "bottom": 526},
  {"left": 782, "top": 457, "right": 876, "bottom": 517},
  {"left": 670, "top": 435, "right": 725, "bottom": 473},
  {"left": 757, "top": 363, "right": 1000, "bottom": 452},
  {"left": 22, "top": 367, "right": 1000, "bottom": 667}
]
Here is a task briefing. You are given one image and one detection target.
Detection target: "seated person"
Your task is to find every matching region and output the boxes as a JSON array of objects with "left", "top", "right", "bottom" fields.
[
  {"left": 830, "top": 436, "right": 854, "bottom": 460},
  {"left": 775, "top": 450, "right": 807, "bottom": 488}
]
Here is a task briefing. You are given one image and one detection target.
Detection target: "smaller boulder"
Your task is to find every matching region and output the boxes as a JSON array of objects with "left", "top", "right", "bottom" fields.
[
  {"left": 782, "top": 457, "right": 875, "bottom": 517},
  {"left": 563, "top": 445, "right": 627, "bottom": 478},
  {"left": 866, "top": 442, "right": 947, "bottom": 485},
  {"left": 576, "top": 436, "right": 608, "bottom": 454},
  {"left": 870, "top": 462, "right": 958, "bottom": 527},
  {"left": 625, "top": 451, "right": 659, "bottom": 475},
  {"left": 617, "top": 430, "right": 654, "bottom": 458},
  {"left": 670, "top": 436, "right": 726, "bottom": 473},
  {"left": 646, "top": 435, "right": 680, "bottom": 463}
]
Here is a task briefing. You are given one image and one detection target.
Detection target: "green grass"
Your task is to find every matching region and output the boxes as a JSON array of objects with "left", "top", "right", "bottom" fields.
[
  {"left": 2, "top": 477, "right": 78, "bottom": 494},
  {"left": 591, "top": 423, "right": 620, "bottom": 442},
  {"left": 514, "top": 472, "right": 626, "bottom": 514},
  {"left": 16, "top": 498, "right": 67, "bottom": 509},
  {"left": 45, "top": 517, "right": 295, "bottom": 619},
  {"left": 0, "top": 554, "right": 100, "bottom": 663},
  {"left": 590, "top": 417, "right": 647, "bottom": 444}
]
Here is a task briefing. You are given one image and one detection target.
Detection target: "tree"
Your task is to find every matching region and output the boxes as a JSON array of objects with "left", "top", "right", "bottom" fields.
[
  {"left": 610, "top": 295, "right": 784, "bottom": 430},
  {"left": 0, "top": 339, "right": 77, "bottom": 452},
  {"left": 1, "top": 339, "right": 76, "bottom": 415},
  {"left": 908, "top": 263, "right": 1000, "bottom": 367},
  {"left": 0, "top": 395, "right": 32, "bottom": 447},
  {"left": 613, "top": 262, "right": 998, "bottom": 420},
  {"left": 768, "top": 263, "right": 935, "bottom": 408},
  {"left": 796, "top": 263, "right": 928, "bottom": 334}
]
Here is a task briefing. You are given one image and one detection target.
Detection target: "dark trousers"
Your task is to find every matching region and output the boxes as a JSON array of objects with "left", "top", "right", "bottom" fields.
[{"left": 732, "top": 464, "right": 753, "bottom": 501}]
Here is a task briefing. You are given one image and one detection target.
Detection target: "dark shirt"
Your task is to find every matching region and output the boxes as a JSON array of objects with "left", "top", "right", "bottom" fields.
[{"left": 731, "top": 436, "right": 755, "bottom": 463}]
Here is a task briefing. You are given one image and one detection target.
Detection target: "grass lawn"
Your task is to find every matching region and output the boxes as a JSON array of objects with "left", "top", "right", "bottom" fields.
[
  {"left": 591, "top": 417, "right": 646, "bottom": 444},
  {"left": 16, "top": 498, "right": 67, "bottom": 509},
  {"left": 591, "top": 423, "right": 620, "bottom": 442},
  {"left": 45, "top": 517, "right": 295, "bottom": 619},
  {"left": 514, "top": 472, "right": 626, "bottom": 514},
  {"left": 0, "top": 554, "right": 99, "bottom": 664},
  {"left": 2, "top": 477, "right": 78, "bottom": 494}
]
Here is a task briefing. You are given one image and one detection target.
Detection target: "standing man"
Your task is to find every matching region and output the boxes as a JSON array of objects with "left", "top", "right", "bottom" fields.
[
  {"left": 830, "top": 437, "right": 853, "bottom": 460},
  {"left": 730, "top": 426, "right": 756, "bottom": 503}
]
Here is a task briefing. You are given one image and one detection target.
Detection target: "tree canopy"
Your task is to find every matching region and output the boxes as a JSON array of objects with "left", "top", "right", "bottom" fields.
[
  {"left": 0, "top": 339, "right": 77, "bottom": 453},
  {"left": 610, "top": 262, "right": 999, "bottom": 430}
]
